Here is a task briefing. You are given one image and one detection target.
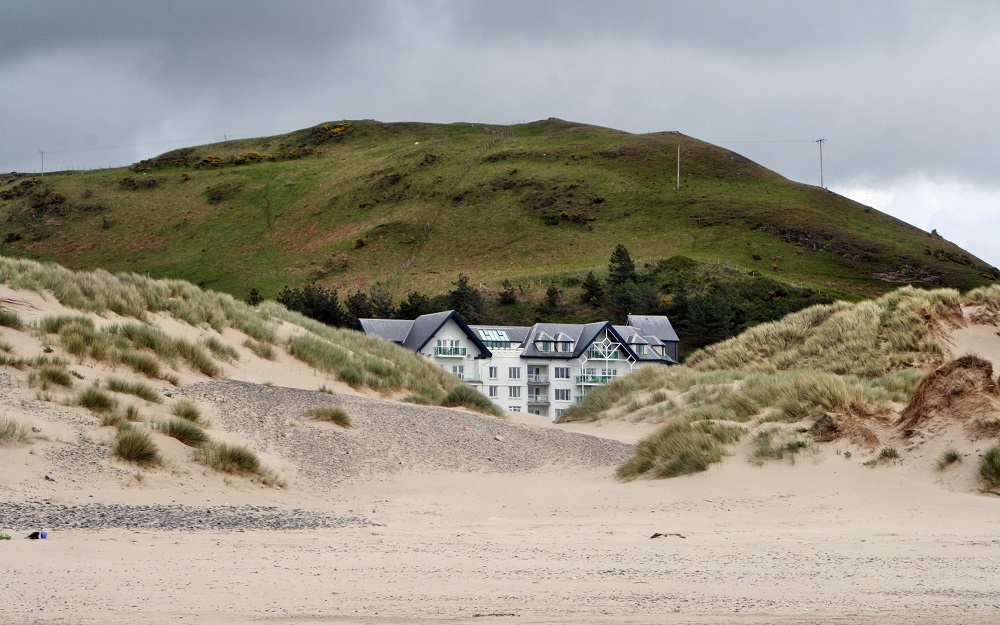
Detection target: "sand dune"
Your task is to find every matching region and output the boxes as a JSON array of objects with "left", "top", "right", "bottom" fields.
[{"left": 3, "top": 283, "right": 1000, "bottom": 623}]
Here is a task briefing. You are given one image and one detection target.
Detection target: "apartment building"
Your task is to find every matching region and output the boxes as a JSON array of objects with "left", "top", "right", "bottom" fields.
[{"left": 358, "top": 310, "right": 678, "bottom": 419}]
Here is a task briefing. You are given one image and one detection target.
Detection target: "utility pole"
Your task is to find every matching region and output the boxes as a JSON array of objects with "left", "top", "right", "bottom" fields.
[
  {"left": 815, "top": 138, "right": 826, "bottom": 189},
  {"left": 675, "top": 144, "right": 680, "bottom": 191},
  {"left": 39, "top": 150, "right": 44, "bottom": 177}
]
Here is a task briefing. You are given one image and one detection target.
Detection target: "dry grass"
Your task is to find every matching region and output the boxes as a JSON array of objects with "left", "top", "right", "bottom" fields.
[
  {"left": 0, "top": 415, "right": 30, "bottom": 444},
  {"left": 170, "top": 398, "right": 203, "bottom": 423},
  {"left": 106, "top": 377, "right": 161, "bottom": 403},
  {"left": 687, "top": 286, "right": 961, "bottom": 377},
  {"left": 305, "top": 405, "right": 352, "bottom": 428}
]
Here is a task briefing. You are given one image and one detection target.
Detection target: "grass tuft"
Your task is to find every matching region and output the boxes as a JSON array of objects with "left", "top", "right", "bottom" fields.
[
  {"left": 0, "top": 415, "right": 30, "bottom": 444},
  {"left": 113, "top": 427, "right": 160, "bottom": 466},
  {"left": 0, "top": 309, "right": 23, "bottom": 329},
  {"left": 442, "top": 384, "right": 504, "bottom": 417},
  {"left": 106, "top": 377, "right": 161, "bottom": 403},
  {"left": 243, "top": 338, "right": 275, "bottom": 360},
  {"left": 78, "top": 385, "right": 118, "bottom": 414},
  {"left": 195, "top": 441, "right": 260, "bottom": 474},
  {"left": 305, "top": 405, "right": 351, "bottom": 428},
  {"left": 157, "top": 418, "right": 210, "bottom": 447},
  {"left": 170, "top": 398, "right": 203, "bottom": 423},
  {"left": 203, "top": 336, "right": 239, "bottom": 361},
  {"left": 937, "top": 449, "right": 962, "bottom": 471},
  {"left": 616, "top": 417, "right": 745, "bottom": 480},
  {"left": 750, "top": 428, "right": 808, "bottom": 465},
  {"left": 979, "top": 445, "right": 1000, "bottom": 489}
]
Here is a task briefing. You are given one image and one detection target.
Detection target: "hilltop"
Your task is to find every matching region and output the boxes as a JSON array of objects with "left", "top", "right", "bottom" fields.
[{"left": 0, "top": 119, "right": 995, "bottom": 307}]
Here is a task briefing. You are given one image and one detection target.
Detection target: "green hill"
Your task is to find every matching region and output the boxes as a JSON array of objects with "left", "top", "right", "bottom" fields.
[{"left": 1, "top": 118, "right": 995, "bottom": 303}]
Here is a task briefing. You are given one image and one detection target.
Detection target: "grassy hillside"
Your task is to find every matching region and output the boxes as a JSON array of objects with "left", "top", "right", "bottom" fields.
[{"left": 1, "top": 119, "right": 995, "bottom": 304}]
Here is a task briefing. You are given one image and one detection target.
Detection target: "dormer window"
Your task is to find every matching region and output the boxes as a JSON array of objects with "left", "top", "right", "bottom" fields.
[
  {"left": 559, "top": 342, "right": 573, "bottom": 352},
  {"left": 538, "top": 341, "right": 551, "bottom": 352},
  {"left": 637, "top": 344, "right": 646, "bottom": 355}
]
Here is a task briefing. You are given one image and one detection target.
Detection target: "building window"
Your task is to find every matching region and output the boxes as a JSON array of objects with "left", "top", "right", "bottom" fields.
[
  {"left": 559, "top": 342, "right": 572, "bottom": 352},
  {"left": 601, "top": 368, "right": 618, "bottom": 378},
  {"left": 452, "top": 365, "right": 464, "bottom": 378},
  {"left": 509, "top": 386, "right": 521, "bottom": 398},
  {"left": 509, "top": 406, "right": 521, "bottom": 412},
  {"left": 555, "top": 389, "right": 571, "bottom": 401},
  {"left": 540, "top": 342, "right": 551, "bottom": 352},
  {"left": 488, "top": 385, "right": 498, "bottom": 398},
  {"left": 488, "top": 366, "right": 498, "bottom": 379},
  {"left": 637, "top": 344, "right": 646, "bottom": 355},
  {"left": 508, "top": 367, "right": 521, "bottom": 380},
  {"left": 554, "top": 367, "right": 571, "bottom": 379}
]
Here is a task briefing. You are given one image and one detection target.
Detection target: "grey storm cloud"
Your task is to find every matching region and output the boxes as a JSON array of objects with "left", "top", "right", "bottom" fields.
[{"left": 2, "top": 0, "right": 998, "bottom": 264}]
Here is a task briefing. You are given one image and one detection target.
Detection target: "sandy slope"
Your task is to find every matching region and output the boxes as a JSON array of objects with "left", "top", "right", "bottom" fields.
[{"left": 3, "top": 285, "right": 1000, "bottom": 624}]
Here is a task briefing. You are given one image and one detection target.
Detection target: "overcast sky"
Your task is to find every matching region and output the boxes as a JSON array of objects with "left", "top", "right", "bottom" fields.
[{"left": 2, "top": 0, "right": 997, "bottom": 267}]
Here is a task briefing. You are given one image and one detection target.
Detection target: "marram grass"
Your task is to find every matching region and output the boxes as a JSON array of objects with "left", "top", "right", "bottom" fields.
[{"left": 305, "top": 405, "right": 352, "bottom": 428}]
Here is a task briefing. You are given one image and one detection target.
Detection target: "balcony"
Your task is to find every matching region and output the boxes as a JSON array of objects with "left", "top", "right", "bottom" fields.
[
  {"left": 575, "top": 395, "right": 587, "bottom": 403},
  {"left": 526, "top": 374, "right": 549, "bottom": 384},
  {"left": 456, "top": 373, "right": 481, "bottom": 383},
  {"left": 576, "top": 375, "right": 615, "bottom": 385},
  {"left": 586, "top": 349, "right": 620, "bottom": 359},
  {"left": 527, "top": 395, "right": 549, "bottom": 406},
  {"left": 434, "top": 346, "right": 467, "bottom": 357}
]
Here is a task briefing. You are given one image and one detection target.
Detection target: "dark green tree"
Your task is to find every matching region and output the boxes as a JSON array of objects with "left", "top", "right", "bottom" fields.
[
  {"left": 345, "top": 291, "right": 373, "bottom": 323},
  {"left": 398, "top": 291, "right": 434, "bottom": 319},
  {"left": 369, "top": 282, "right": 396, "bottom": 319},
  {"left": 581, "top": 270, "right": 603, "bottom": 307},
  {"left": 447, "top": 274, "right": 486, "bottom": 323},
  {"left": 607, "top": 244, "right": 638, "bottom": 288},
  {"left": 246, "top": 288, "right": 263, "bottom": 307},
  {"left": 497, "top": 279, "right": 518, "bottom": 306},
  {"left": 277, "top": 284, "right": 347, "bottom": 327}
]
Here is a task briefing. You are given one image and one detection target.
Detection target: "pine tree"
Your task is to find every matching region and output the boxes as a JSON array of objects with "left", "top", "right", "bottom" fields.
[
  {"left": 447, "top": 274, "right": 485, "bottom": 323},
  {"left": 607, "top": 244, "right": 638, "bottom": 288},
  {"left": 581, "top": 271, "right": 603, "bottom": 307}
]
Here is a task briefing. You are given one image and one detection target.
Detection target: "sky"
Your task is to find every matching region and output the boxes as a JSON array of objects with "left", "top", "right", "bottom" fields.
[{"left": 2, "top": 0, "right": 997, "bottom": 267}]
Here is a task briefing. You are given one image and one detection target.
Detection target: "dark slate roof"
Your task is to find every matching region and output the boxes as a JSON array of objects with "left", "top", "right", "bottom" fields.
[
  {"left": 357, "top": 318, "right": 413, "bottom": 344},
  {"left": 402, "top": 310, "right": 493, "bottom": 358},
  {"left": 627, "top": 314, "right": 680, "bottom": 343}
]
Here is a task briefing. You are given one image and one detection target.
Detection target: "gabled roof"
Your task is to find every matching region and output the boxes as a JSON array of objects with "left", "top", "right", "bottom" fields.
[
  {"left": 402, "top": 310, "right": 493, "bottom": 358},
  {"left": 627, "top": 314, "right": 680, "bottom": 344},
  {"left": 357, "top": 318, "right": 413, "bottom": 343}
]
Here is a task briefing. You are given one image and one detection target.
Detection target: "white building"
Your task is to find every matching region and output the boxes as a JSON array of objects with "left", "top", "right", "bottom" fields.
[{"left": 358, "top": 311, "right": 678, "bottom": 419}]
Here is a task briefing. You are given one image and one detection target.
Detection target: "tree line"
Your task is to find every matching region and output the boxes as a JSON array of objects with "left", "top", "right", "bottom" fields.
[{"left": 253, "top": 244, "right": 832, "bottom": 360}]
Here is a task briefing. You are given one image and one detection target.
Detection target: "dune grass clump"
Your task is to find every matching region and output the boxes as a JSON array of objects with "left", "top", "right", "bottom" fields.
[
  {"left": 195, "top": 441, "right": 260, "bottom": 474},
  {"left": 174, "top": 339, "right": 221, "bottom": 377},
  {"left": 106, "top": 377, "right": 161, "bottom": 403},
  {"left": 243, "top": 338, "right": 274, "bottom": 360},
  {"left": 978, "top": 445, "right": 1000, "bottom": 489},
  {"left": 616, "top": 417, "right": 745, "bottom": 480},
  {"left": 203, "top": 336, "right": 239, "bottom": 361},
  {"left": 750, "top": 428, "right": 809, "bottom": 465},
  {"left": 170, "top": 398, "right": 203, "bottom": 423},
  {"left": 937, "top": 449, "right": 962, "bottom": 470},
  {"left": 113, "top": 427, "right": 160, "bottom": 466},
  {"left": 157, "top": 417, "right": 210, "bottom": 447},
  {"left": 78, "top": 385, "right": 118, "bottom": 414},
  {"left": 31, "top": 363, "right": 74, "bottom": 389},
  {"left": 863, "top": 446, "right": 901, "bottom": 467},
  {"left": 118, "top": 350, "right": 162, "bottom": 378},
  {"left": 0, "top": 309, "right": 23, "bottom": 329},
  {"left": 0, "top": 415, "right": 30, "bottom": 444},
  {"left": 442, "top": 384, "right": 504, "bottom": 417},
  {"left": 305, "top": 405, "right": 352, "bottom": 428}
]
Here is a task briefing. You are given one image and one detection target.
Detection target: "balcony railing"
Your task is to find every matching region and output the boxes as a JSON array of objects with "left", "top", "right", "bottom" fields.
[
  {"left": 575, "top": 395, "right": 587, "bottom": 403},
  {"left": 526, "top": 374, "right": 549, "bottom": 384},
  {"left": 586, "top": 349, "right": 620, "bottom": 359},
  {"left": 527, "top": 395, "right": 549, "bottom": 405},
  {"left": 576, "top": 375, "right": 615, "bottom": 385},
  {"left": 456, "top": 373, "right": 481, "bottom": 383},
  {"left": 434, "top": 346, "right": 467, "bottom": 356}
]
